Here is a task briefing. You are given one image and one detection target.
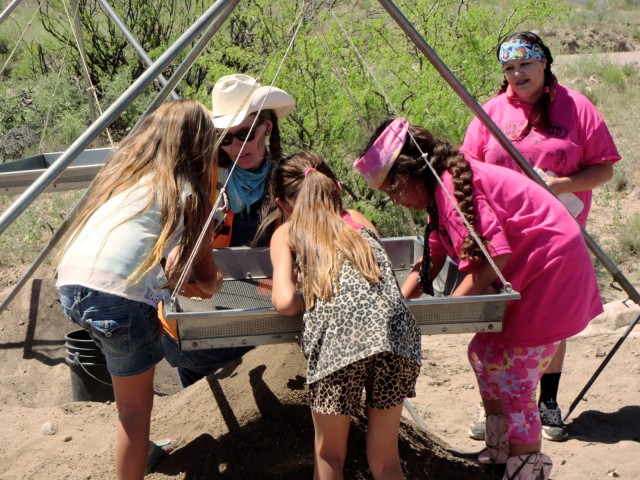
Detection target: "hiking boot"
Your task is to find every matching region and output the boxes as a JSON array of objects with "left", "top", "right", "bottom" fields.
[
  {"left": 503, "top": 452, "right": 552, "bottom": 480},
  {"left": 539, "top": 400, "right": 568, "bottom": 442},
  {"left": 468, "top": 402, "right": 486, "bottom": 440}
]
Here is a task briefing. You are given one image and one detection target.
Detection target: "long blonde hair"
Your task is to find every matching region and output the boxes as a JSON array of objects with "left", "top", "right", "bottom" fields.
[
  {"left": 263, "top": 151, "right": 381, "bottom": 310},
  {"left": 61, "top": 99, "right": 218, "bottom": 285}
]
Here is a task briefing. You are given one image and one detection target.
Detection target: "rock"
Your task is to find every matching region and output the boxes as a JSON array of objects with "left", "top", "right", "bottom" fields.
[
  {"left": 41, "top": 421, "right": 57, "bottom": 435},
  {"left": 584, "top": 299, "right": 640, "bottom": 334}
]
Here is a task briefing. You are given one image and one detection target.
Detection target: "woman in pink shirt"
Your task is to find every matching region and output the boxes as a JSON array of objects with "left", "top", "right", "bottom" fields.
[
  {"left": 353, "top": 118, "right": 602, "bottom": 480},
  {"left": 462, "top": 31, "right": 621, "bottom": 443}
]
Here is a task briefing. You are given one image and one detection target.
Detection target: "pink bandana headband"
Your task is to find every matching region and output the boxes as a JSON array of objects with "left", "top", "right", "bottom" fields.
[
  {"left": 499, "top": 38, "right": 546, "bottom": 64},
  {"left": 352, "top": 118, "right": 409, "bottom": 189}
]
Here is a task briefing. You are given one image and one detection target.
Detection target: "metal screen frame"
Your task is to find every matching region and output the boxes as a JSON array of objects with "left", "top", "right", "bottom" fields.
[{"left": 162, "top": 237, "right": 519, "bottom": 351}]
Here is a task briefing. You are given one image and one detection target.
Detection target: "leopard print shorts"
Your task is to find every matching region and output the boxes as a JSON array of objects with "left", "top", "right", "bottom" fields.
[{"left": 309, "top": 352, "right": 420, "bottom": 415}]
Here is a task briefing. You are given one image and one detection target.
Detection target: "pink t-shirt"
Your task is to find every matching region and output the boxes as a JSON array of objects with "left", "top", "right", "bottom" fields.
[
  {"left": 429, "top": 161, "right": 602, "bottom": 346},
  {"left": 462, "top": 84, "right": 621, "bottom": 226}
]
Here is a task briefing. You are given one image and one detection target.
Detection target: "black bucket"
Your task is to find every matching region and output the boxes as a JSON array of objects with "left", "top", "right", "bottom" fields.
[{"left": 65, "top": 329, "right": 114, "bottom": 402}]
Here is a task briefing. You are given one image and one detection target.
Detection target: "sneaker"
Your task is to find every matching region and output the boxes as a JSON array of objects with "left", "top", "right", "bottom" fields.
[
  {"left": 539, "top": 400, "right": 569, "bottom": 442},
  {"left": 468, "top": 402, "right": 486, "bottom": 440}
]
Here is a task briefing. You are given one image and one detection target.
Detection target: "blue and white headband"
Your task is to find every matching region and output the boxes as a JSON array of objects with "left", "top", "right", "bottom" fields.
[{"left": 499, "top": 39, "right": 546, "bottom": 64}]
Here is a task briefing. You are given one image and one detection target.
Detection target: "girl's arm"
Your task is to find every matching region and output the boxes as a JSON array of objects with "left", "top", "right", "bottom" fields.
[
  {"left": 270, "top": 224, "right": 305, "bottom": 316},
  {"left": 544, "top": 161, "right": 613, "bottom": 195},
  {"left": 401, "top": 254, "right": 446, "bottom": 299},
  {"left": 451, "top": 254, "right": 509, "bottom": 297},
  {"left": 191, "top": 249, "right": 223, "bottom": 296},
  {"left": 165, "top": 245, "right": 223, "bottom": 297}
]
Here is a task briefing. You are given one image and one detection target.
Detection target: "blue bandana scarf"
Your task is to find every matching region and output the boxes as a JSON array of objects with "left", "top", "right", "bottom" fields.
[
  {"left": 227, "top": 158, "right": 272, "bottom": 214},
  {"left": 499, "top": 39, "right": 546, "bottom": 64}
]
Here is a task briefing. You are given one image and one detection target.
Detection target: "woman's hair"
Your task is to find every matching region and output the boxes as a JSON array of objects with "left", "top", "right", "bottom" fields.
[
  {"left": 261, "top": 151, "right": 381, "bottom": 310},
  {"left": 365, "top": 119, "right": 488, "bottom": 294},
  {"left": 497, "top": 31, "right": 556, "bottom": 133},
  {"left": 217, "top": 109, "right": 283, "bottom": 168},
  {"left": 61, "top": 99, "right": 218, "bottom": 286}
]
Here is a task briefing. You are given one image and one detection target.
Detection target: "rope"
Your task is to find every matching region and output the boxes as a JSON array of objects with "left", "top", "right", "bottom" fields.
[
  {"left": 168, "top": 2, "right": 310, "bottom": 308},
  {"left": 39, "top": 23, "right": 73, "bottom": 152},
  {"left": 61, "top": 1, "right": 115, "bottom": 149},
  {"left": 321, "top": 5, "right": 421, "bottom": 235},
  {"left": 0, "top": 0, "right": 44, "bottom": 78},
  {"left": 318, "top": 5, "right": 421, "bottom": 236},
  {"left": 325, "top": 1, "right": 511, "bottom": 291},
  {"left": 317, "top": 30, "right": 368, "bottom": 133}
]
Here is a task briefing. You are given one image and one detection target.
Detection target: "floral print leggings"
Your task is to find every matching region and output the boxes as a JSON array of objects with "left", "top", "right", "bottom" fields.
[{"left": 468, "top": 333, "right": 560, "bottom": 445}]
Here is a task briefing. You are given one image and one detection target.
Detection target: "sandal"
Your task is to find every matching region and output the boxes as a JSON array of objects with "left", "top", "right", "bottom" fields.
[{"left": 145, "top": 435, "right": 185, "bottom": 474}]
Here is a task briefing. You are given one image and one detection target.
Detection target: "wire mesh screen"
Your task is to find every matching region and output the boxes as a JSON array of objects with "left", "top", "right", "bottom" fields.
[
  {"left": 178, "top": 278, "right": 275, "bottom": 312},
  {"left": 163, "top": 237, "right": 518, "bottom": 350}
]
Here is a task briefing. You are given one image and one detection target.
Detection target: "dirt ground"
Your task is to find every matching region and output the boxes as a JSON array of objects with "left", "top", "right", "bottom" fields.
[{"left": 0, "top": 266, "right": 639, "bottom": 480}]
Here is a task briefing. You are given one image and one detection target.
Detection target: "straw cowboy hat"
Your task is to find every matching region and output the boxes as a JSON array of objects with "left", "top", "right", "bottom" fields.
[{"left": 211, "top": 74, "right": 296, "bottom": 129}]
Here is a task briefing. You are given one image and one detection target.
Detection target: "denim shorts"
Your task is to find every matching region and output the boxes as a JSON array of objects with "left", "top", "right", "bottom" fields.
[{"left": 59, "top": 285, "right": 164, "bottom": 377}]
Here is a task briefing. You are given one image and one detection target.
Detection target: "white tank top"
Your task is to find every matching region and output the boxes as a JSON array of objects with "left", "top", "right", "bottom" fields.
[{"left": 57, "top": 176, "right": 192, "bottom": 307}]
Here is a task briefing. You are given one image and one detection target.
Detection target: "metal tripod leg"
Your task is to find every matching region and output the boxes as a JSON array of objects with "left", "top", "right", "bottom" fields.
[{"left": 563, "top": 311, "right": 640, "bottom": 422}]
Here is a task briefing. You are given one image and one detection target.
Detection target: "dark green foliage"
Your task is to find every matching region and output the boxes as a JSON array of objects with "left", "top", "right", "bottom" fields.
[{"left": 2, "top": 0, "right": 567, "bottom": 237}]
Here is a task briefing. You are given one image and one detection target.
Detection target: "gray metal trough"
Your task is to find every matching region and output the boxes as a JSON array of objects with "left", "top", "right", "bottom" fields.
[{"left": 0, "top": 148, "right": 113, "bottom": 195}]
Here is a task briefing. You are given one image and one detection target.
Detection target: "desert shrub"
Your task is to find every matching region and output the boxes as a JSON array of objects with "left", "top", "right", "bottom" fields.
[
  {"left": 0, "top": 70, "right": 92, "bottom": 157},
  {"left": 617, "top": 212, "right": 640, "bottom": 255},
  {"left": 601, "top": 64, "right": 627, "bottom": 90},
  {"left": 0, "top": 190, "right": 83, "bottom": 266}
]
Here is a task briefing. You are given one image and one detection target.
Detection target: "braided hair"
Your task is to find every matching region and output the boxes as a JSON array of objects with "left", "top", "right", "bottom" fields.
[{"left": 366, "top": 120, "right": 489, "bottom": 295}]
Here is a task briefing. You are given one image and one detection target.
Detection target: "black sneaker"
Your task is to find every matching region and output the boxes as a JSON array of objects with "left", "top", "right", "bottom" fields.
[{"left": 539, "top": 400, "right": 568, "bottom": 442}]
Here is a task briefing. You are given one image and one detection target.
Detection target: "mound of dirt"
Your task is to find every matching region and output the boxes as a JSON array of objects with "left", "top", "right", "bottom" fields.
[
  {"left": 542, "top": 26, "right": 639, "bottom": 54},
  {"left": 146, "top": 343, "right": 492, "bottom": 480},
  {"left": 0, "top": 271, "right": 493, "bottom": 480}
]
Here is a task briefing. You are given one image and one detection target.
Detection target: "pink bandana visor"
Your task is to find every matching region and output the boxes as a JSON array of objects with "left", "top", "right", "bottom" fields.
[{"left": 353, "top": 118, "right": 409, "bottom": 189}]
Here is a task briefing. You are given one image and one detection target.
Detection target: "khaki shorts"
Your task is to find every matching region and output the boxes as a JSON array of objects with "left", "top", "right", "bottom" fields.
[{"left": 309, "top": 352, "right": 420, "bottom": 415}]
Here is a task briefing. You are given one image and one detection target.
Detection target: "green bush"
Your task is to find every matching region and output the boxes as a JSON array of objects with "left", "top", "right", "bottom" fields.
[
  {"left": 0, "top": 190, "right": 83, "bottom": 266},
  {"left": 617, "top": 212, "right": 640, "bottom": 255},
  {"left": 0, "top": 0, "right": 582, "bottom": 255},
  {"left": 602, "top": 64, "right": 626, "bottom": 90}
]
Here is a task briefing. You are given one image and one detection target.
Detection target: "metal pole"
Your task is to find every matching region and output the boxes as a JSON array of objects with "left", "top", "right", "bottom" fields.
[
  {"left": 134, "top": 0, "right": 240, "bottom": 130},
  {"left": 378, "top": 0, "right": 640, "bottom": 422},
  {"left": 0, "top": 0, "right": 22, "bottom": 26},
  {"left": 563, "top": 311, "right": 640, "bottom": 421},
  {"left": 0, "top": 0, "right": 232, "bottom": 237},
  {"left": 376, "top": 0, "right": 640, "bottom": 304},
  {"left": 403, "top": 399, "right": 428, "bottom": 430},
  {"left": 96, "top": 0, "right": 179, "bottom": 101},
  {"left": 0, "top": 188, "right": 91, "bottom": 315},
  {"left": 0, "top": 0, "right": 240, "bottom": 314}
]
